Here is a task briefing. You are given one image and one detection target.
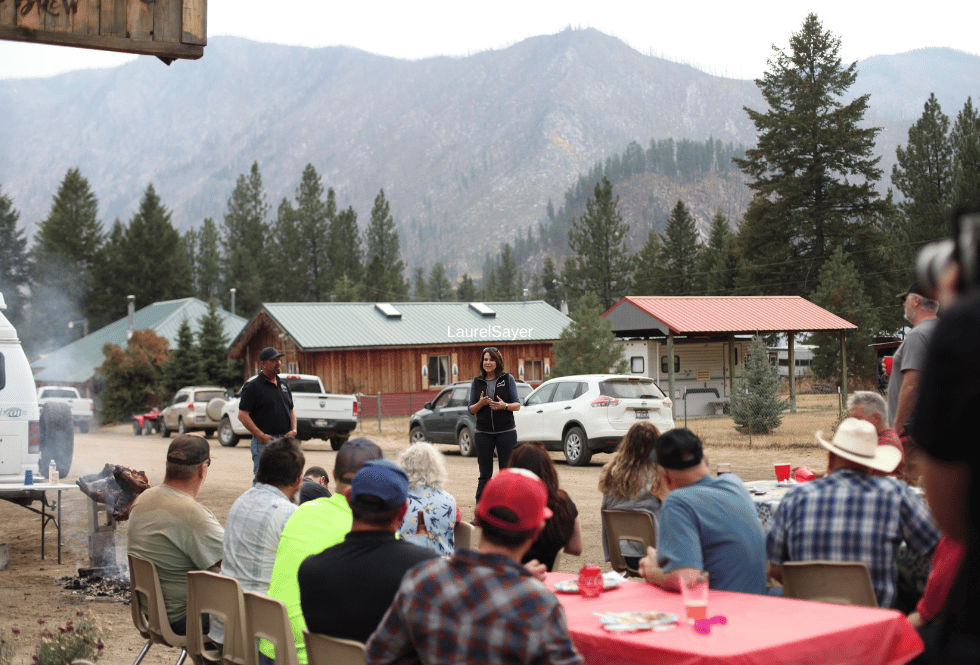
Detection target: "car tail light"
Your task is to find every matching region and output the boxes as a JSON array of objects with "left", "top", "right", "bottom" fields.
[
  {"left": 187, "top": 402, "right": 195, "bottom": 411},
  {"left": 353, "top": 400, "right": 359, "bottom": 416},
  {"left": 591, "top": 396, "right": 620, "bottom": 407},
  {"left": 662, "top": 397, "right": 672, "bottom": 409},
  {"left": 29, "top": 420, "right": 40, "bottom": 454}
]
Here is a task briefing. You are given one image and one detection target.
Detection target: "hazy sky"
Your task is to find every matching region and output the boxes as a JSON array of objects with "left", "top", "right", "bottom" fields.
[{"left": 0, "top": 0, "right": 977, "bottom": 80}]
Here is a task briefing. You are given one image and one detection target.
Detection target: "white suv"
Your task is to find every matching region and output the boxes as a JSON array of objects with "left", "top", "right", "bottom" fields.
[{"left": 515, "top": 374, "right": 673, "bottom": 466}]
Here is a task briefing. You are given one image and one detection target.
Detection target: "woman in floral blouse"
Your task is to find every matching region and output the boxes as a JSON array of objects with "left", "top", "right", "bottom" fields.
[{"left": 397, "top": 442, "right": 461, "bottom": 556}]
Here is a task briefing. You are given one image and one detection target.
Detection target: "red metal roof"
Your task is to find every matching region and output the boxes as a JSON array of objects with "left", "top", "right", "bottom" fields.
[{"left": 603, "top": 296, "right": 857, "bottom": 335}]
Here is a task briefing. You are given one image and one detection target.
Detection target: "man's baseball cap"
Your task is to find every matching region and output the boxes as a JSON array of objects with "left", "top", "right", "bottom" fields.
[
  {"left": 655, "top": 428, "right": 704, "bottom": 470},
  {"left": 896, "top": 282, "right": 927, "bottom": 300},
  {"left": 166, "top": 434, "right": 211, "bottom": 466},
  {"left": 334, "top": 437, "right": 384, "bottom": 483},
  {"left": 476, "top": 468, "right": 553, "bottom": 532},
  {"left": 259, "top": 347, "right": 284, "bottom": 361},
  {"left": 349, "top": 460, "right": 409, "bottom": 513}
]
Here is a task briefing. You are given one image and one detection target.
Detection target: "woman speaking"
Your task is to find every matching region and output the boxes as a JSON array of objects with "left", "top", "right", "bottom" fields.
[{"left": 469, "top": 347, "right": 521, "bottom": 500}]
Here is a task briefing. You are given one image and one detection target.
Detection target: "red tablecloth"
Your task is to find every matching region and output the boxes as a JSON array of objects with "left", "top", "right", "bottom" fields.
[{"left": 546, "top": 572, "right": 923, "bottom": 665}]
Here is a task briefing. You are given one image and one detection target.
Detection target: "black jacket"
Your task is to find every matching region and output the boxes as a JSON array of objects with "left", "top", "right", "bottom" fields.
[{"left": 469, "top": 373, "right": 517, "bottom": 432}]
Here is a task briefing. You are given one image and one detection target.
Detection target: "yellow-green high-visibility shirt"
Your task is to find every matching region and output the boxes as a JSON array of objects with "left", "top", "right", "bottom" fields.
[{"left": 260, "top": 492, "right": 352, "bottom": 664}]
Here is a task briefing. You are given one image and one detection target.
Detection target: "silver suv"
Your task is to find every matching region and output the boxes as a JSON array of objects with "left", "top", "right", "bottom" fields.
[
  {"left": 160, "top": 386, "right": 227, "bottom": 438},
  {"left": 515, "top": 374, "right": 673, "bottom": 466}
]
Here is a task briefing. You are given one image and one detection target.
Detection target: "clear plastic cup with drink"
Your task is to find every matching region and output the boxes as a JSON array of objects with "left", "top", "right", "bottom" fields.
[{"left": 680, "top": 570, "right": 709, "bottom": 622}]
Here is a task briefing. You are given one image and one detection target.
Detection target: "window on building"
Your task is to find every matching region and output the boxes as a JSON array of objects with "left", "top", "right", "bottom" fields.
[
  {"left": 428, "top": 355, "right": 450, "bottom": 387},
  {"left": 524, "top": 359, "right": 543, "bottom": 382},
  {"left": 630, "top": 356, "right": 645, "bottom": 374},
  {"left": 660, "top": 354, "right": 680, "bottom": 373}
]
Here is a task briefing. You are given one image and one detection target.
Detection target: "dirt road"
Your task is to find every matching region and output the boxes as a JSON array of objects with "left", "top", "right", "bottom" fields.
[{"left": 0, "top": 416, "right": 833, "bottom": 664}]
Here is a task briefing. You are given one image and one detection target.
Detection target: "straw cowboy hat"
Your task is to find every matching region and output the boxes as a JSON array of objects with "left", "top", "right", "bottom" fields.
[{"left": 815, "top": 417, "right": 901, "bottom": 473}]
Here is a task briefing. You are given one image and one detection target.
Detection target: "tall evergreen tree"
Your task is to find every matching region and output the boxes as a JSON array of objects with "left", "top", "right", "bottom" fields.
[
  {"left": 293, "top": 164, "right": 331, "bottom": 300},
  {"left": 539, "top": 257, "right": 561, "bottom": 309},
  {"left": 456, "top": 273, "right": 478, "bottom": 302},
  {"left": 197, "top": 299, "right": 242, "bottom": 388},
  {"left": 809, "top": 247, "right": 878, "bottom": 385},
  {"left": 30, "top": 167, "right": 104, "bottom": 349},
  {"left": 551, "top": 291, "right": 627, "bottom": 377},
  {"left": 363, "top": 189, "right": 408, "bottom": 301},
  {"left": 272, "top": 197, "right": 306, "bottom": 300},
  {"left": 427, "top": 263, "right": 454, "bottom": 301},
  {"left": 632, "top": 229, "right": 663, "bottom": 295},
  {"left": 567, "top": 177, "right": 632, "bottom": 309},
  {"left": 735, "top": 13, "right": 886, "bottom": 295},
  {"left": 698, "top": 212, "right": 738, "bottom": 295},
  {"left": 195, "top": 218, "right": 222, "bottom": 302},
  {"left": 161, "top": 318, "right": 201, "bottom": 395},
  {"left": 891, "top": 93, "right": 953, "bottom": 268},
  {"left": 660, "top": 200, "right": 701, "bottom": 295},
  {"left": 411, "top": 267, "right": 426, "bottom": 300},
  {"left": 88, "top": 219, "right": 129, "bottom": 328},
  {"left": 0, "top": 187, "right": 29, "bottom": 325},
  {"left": 327, "top": 205, "right": 362, "bottom": 293},
  {"left": 495, "top": 244, "right": 520, "bottom": 300},
  {"left": 951, "top": 97, "right": 980, "bottom": 209},
  {"left": 121, "top": 184, "right": 188, "bottom": 305},
  {"left": 221, "top": 162, "right": 271, "bottom": 316}
]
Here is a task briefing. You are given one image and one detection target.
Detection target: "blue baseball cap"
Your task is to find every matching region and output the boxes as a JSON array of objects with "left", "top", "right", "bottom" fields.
[{"left": 349, "top": 459, "right": 409, "bottom": 513}]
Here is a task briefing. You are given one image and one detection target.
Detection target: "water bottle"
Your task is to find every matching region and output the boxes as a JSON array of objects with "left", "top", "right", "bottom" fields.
[{"left": 48, "top": 460, "right": 58, "bottom": 484}]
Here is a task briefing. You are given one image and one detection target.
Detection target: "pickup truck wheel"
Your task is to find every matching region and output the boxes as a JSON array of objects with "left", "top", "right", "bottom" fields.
[
  {"left": 132, "top": 419, "right": 142, "bottom": 436},
  {"left": 39, "top": 402, "right": 74, "bottom": 477},
  {"left": 329, "top": 437, "right": 347, "bottom": 451},
  {"left": 409, "top": 425, "right": 425, "bottom": 444},
  {"left": 78, "top": 421, "right": 89, "bottom": 434},
  {"left": 178, "top": 418, "right": 187, "bottom": 435},
  {"left": 457, "top": 427, "right": 476, "bottom": 457},
  {"left": 218, "top": 417, "right": 240, "bottom": 447},
  {"left": 562, "top": 426, "right": 592, "bottom": 467}
]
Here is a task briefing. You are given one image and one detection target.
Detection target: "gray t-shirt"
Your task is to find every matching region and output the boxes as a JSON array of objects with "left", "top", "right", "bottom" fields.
[{"left": 887, "top": 317, "right": 938, "bottom": 430}]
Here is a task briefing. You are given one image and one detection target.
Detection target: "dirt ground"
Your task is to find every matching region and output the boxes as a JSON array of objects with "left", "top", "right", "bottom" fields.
[{"left": 0, "top": 398, "right": 840, "bottom": 664}]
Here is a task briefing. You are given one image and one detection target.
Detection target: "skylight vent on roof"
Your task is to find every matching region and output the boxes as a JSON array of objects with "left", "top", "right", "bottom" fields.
[
  {"left": 374, "top": 303, "right": 402, "bottom": 319},
  {"left": 468, "top": 302, "right": 496, "bottom": 317}
]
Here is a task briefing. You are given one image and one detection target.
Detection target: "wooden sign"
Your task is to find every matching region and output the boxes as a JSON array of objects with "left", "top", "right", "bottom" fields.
[
  {"left": 695, "top": 368, "right": 711, "bottom": 382},
  {"left": 0, "top": 0, "right": 205, "bottom": 62}
]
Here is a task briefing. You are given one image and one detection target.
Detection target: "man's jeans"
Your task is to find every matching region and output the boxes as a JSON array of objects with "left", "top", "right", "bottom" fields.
[{"left": 250, "top": 436, "right": 263, "bottom": 482}]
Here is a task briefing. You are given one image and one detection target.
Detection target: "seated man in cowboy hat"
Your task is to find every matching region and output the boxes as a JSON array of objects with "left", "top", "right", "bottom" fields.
[{"left": 766, "top": 418, "right": 940, "bottom": 608}]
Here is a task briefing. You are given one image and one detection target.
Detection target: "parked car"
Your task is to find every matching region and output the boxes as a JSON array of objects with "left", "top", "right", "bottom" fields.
[
  {"left": 159, "top": 386, "right": 228, "bottom": 438},
  {"left": 37, "top": 386, "right": 94, "bottom": 433},
  {"left": 514, "top": 374, "right": 674, "bottom": 466},
  {"left": 214, "top": 373, "right": 358, "bottom": 450},
  {"left": 408, "top": 380, "right": 533, "bottom": 457}
]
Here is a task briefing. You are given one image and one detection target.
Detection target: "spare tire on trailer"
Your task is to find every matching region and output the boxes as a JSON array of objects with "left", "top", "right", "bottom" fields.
[{"left": 39, "top": 402, "right": 74, "bottom": 477}]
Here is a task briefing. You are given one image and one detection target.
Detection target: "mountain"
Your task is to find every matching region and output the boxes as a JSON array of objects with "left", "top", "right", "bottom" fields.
[{"left": 1, "top": 30, "right": 978, "bottom": 273}]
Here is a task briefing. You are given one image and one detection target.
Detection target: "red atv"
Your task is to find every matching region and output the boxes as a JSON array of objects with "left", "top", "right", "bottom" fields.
[{"left": 132, "top": 408, "right": 162, "bottom": 436}]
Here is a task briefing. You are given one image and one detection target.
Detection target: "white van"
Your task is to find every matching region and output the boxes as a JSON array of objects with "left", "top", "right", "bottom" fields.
[{"left": 0, "top": 293, "right": 73, "bottom": 483}]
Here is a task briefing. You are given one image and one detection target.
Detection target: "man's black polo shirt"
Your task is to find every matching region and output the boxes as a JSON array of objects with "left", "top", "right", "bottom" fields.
[{"left": 238, "top": 372, "right": 293, "bottom": 436}]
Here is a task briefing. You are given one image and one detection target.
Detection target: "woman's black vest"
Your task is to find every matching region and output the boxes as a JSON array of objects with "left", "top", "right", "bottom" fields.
[{"left": 472, "top": 374, "right": 517, "bottom": 432}]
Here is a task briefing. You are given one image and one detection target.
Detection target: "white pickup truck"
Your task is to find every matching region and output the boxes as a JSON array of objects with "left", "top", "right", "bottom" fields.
[
  {"left": 212, "top": 373, "right": 358, "bottom": 450},
  {"left": 36, "top": 386, "right": 95, "bottom": 433}
]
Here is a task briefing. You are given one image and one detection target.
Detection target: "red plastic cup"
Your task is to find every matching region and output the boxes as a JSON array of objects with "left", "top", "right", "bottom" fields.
[
  {"left": 884, "top": 356, "right": 893, "bottom": 375},
  {"left": 774, "top": 463, "right": 791, "bottom": 482}
]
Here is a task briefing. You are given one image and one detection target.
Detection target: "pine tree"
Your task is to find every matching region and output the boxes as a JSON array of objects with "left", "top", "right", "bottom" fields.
[
  {"left": 495, "top": 244, "right": 520, "bottom": 300},
  {"left": 162, "top": 318, "right": 202, "bottom": 394},
  {"left": 272, "top": 197, "right": 306, "bottom": 300},
  {"left": 698, "top": 212, "right": 738, "bottom": 295},
  {"left": 567, "top": 177, "right": 632, "bottom": 309},
  {"left": 809, "top": 247, "right": 878, "bottom": 385},
  {"left": 539, "top": 257, "right": 561, "bottom": 309},
  {"left": 221, "top": 162, "right": 271, "bottom": 316},
  {"left": 293, "top": 164, "right": 331, "bottom": 300},
  {"left": 891, "top": 93, "right": 953, "bottom": 268},
  {"left": 327, "top": 205, "right": 362, "bottom": 293},
  {"left": 30, "top": 167, "right": 104, "bottom": 349},
  {"left": 98, "top": 329, "right": 170, "bottom": 423},
  {"left": 196, "top": 300, "right": 241, "bottom": 388},
  {"left": 951, "top": 97, "right": 980, "bottom": 209},
  {"left": 551, "top": 291, "right": 627, "bottom": 377},
  {"left": 411, "top": 267, "right": 426, "bottom": 301},
  {"left": 120, "top": 184, "right": 188, "bottom": 305},
  {"left": 427, "top": 263, "right": 454, "bottom": 301},
  {"left": 632, "top": 229, "right": 663, "bottom": 295},
  {"left": 195, "top": 218, "right": 222, "bottom": 302},
  {"left": 363, "top": 189, "right": 407, "bottom": 301},
  {"left": 87, "top": 219, "right": 129, "bottom": 328},
  {"left": 734, "top": 13, "right": 886, "bottom": 295},
  {"left": 457, "top": 274, "right": 478, "bottom": 302},
  {"left": 660, "top": 200, "right": 701, "bottom": 295},
  {"left": 730, "top": 335, "right": 788, "bottom": 434},
  {"left": 0, "top": 187, "right": 29, "bottom": 325}
]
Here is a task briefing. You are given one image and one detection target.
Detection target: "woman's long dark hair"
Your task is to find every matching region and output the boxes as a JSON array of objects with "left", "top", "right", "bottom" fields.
[
  {"left": 480, "top": 347, "right": 506, "bottom": 379},
  {"left": 508, "top": 442, "right": 575, "bottom": 548}
]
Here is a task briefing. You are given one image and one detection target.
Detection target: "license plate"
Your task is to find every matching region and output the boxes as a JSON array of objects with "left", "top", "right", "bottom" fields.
[
  {"left": 634, "top": 410, "right": 649, "bottom": 420},
  {"left": 314, "top": 419, "right": 328, "bottom": 427}
]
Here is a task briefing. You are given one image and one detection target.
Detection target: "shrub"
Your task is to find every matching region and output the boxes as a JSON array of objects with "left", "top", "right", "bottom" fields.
[
  {"left": 33, "top": 613, "right": 104, "bottom": 665},
  {"left": 730, "top": 335, "right": 788, "bottom": 434}
]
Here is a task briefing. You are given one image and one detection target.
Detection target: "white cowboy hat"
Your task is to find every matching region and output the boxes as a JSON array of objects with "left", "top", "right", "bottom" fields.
[{"left": 815, "top": 417, "right": 901, "bottom": 473}]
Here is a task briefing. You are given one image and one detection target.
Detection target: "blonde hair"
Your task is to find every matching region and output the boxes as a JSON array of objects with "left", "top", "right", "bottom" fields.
[
  {"left": 598, "top": 421, "right": 664, "bottom": 500},
  {"left": 398, "top": 442, "right": 449, "bottom": 491}
]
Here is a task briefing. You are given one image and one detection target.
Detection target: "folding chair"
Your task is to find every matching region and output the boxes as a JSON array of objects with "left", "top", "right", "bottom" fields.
[
  {"left": 127, "top": 553, "right": 188, "bottom": 665},
  {"left": 304, "top": 630, "right": 367, "bottom": 665},
  {"left": 781, "top": 560, "right": 879, "bottom": 607},
  {"left": 601, "top": 509, "right": 657, "bottom": 577},
  {"left": 186, "top": 571, "right": 247, "bottom": 665},
  {"left": 243, "top": 592, "right": 299, "bottom": 665},
  {"left": 454, "top": 521, "right": 475, "bottom": 551}
]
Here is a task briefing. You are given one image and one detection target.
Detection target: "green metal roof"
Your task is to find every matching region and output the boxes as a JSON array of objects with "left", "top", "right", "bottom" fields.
[
  {"left": 31, "top": 298, "right": 248, "bottom": 384},
  {"left": 249, "top": 301, "right": 570, "bottom": 350}
]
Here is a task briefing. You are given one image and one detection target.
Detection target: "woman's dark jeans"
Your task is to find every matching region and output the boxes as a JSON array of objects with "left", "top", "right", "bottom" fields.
[{"left": 475, "top": 429, "right": 518, "bottom": 500}]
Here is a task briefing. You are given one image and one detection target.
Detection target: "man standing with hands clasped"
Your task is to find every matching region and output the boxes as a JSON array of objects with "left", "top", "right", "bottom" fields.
[{"left": 238, "top": 347, "right": 297, "bottom": 479}]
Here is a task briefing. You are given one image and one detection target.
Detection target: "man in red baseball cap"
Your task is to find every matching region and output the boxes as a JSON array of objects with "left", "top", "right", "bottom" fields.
[{"left": 366, "top": 469, "right": 583, "bottom": 665}]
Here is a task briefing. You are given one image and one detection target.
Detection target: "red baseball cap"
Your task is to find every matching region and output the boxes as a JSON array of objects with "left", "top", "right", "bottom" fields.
[{"left": 476, "top": 468, "right": 553, "bottom": 532}]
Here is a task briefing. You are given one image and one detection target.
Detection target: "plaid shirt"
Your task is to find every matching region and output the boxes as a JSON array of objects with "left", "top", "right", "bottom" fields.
[
  {"left": 766, "top": 468, "right": 940, "bottom": 607},
  {"left": 366, "top": 548, "right": 583, "bottom": 665}
]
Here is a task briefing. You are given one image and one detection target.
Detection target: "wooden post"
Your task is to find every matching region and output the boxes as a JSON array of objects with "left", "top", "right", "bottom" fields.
[
  {"left": 728, "top": 334, "right": 736, "bottom": 396},
  {"left": 788, "top": 332, "right": 797, "bottom": 413},
  {"left": 666, "top": 334, "right": 676, "bottom": 417},
  {"left": 839, "top": 331, "right": 848, "bottom": 414}
]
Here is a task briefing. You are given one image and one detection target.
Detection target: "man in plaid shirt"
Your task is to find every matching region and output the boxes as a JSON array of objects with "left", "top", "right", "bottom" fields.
[
  {"left": 766, "top": 418, "right": 940, "bottom": 607},
  {"left": 366, "top": 468, "right": 583, "bottom": 665}
]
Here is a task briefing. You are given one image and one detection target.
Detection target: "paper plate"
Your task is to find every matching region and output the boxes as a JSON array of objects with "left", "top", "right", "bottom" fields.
[
  {"left": 596, "top": 611, "right": 679, "bottom": 632},
  {"left": 554, "top": 572, "right": 624, "bottom": 594}
]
